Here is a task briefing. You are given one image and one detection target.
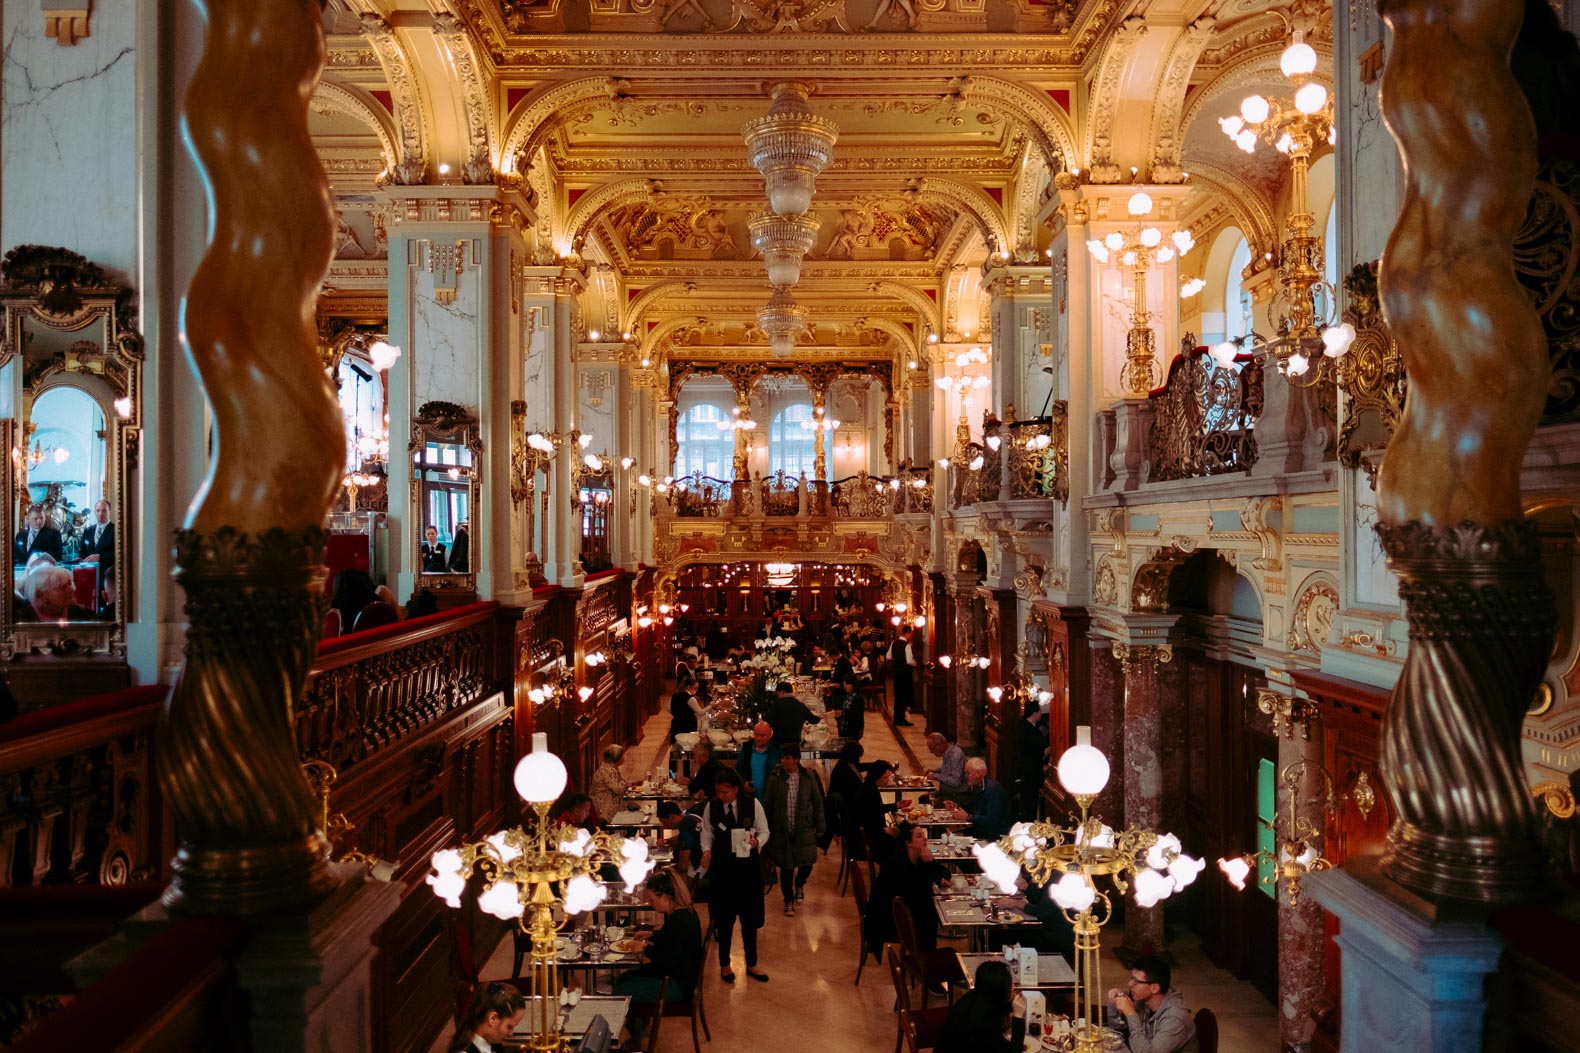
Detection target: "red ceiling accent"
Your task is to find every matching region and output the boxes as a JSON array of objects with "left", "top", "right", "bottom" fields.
[
  {"left": 986, "top": 187, "right": 1003, "bottom": 206},
  {"left": 369, "top": 90, "right": 394, "bottom": 115},
  {"left": 629, "top": 288, "right": 641, "bottom": 302},
  {"left": 507, "top": 88, "right": 530, "bottom": 113},
  {"left": 924, "top": 288, "right": 937, "bottom": 301},
  {"left": 1047, "top": 89, "right": 1070, "bottom": 113},
  {"left": 568, "top": 188, "right": 587, "bottom": 206}
]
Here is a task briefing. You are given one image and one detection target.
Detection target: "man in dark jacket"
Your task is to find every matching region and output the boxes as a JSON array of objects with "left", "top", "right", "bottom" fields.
[
  {"left": 735, "top": 722, "right": 780, "bottom": 795},
  {"left": 763, "top": 752, "right": 825, "bottom": 915},
  {"left": 12, "top": 505, "right": 62, "bottom": 565},
  {"left": 766, "top": 681, "right": 813, "bottom": 748}
]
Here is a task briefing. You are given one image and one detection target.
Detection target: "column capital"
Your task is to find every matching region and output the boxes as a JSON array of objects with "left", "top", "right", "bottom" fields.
[
  {"left": 1112, "top": 642, "right": 1173, "bottom": 671},
  {"left": 375, "top": 183, "right": 537, "bottom": 233}
]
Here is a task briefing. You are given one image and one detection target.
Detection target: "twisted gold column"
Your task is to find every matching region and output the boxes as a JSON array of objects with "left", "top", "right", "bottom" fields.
[
  {"left": 1373, "top": 0, "right": 1553, "bottom": 903},
  {"left": 157, "top": 0, "right": 343, "bottom": 914}
]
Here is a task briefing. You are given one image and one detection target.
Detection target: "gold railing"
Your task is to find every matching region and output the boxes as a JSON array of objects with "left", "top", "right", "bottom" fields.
[
  {"left": 1148, "top": 347, "right": 1264, "bottom": 481},
  {"left": 672, "top": 473, "right": 734, "bottom": 517},
  {"left": 654, "top": 468, "right": 934, "bottom": 522},
  {"left": 1006, "top": 405, "right": 1070, "bottom": 506},
  {"left": 761, "top": 470, "right": 801, "bottom": 516}
]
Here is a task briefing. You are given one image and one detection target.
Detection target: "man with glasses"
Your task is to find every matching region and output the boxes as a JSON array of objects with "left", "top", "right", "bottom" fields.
[{"left": 1105, "top": 954, "right": 1200, "bottom": 1052}]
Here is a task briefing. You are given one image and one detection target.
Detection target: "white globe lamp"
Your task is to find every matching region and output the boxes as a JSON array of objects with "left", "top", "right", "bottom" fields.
[
  {"left": 1056, "top": 725, "right": 1110, "bottom": 799},
  {"left": 514, "top": 732, "right": 568, "bottom": 804}
]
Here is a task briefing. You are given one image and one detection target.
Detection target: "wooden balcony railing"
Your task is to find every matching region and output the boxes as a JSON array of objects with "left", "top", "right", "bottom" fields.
[
  {"left": 297, "top": 600, "right": 500, "bottom": 773},
  {"left": 1147, "top": 347, "right": 1263, "bottom": 481},
  {"left": 0, "top": 685, "right": 168, "bottom": 889}
]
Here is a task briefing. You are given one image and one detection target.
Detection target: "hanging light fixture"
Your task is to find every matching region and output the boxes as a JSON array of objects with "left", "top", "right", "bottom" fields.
[
  {"left": 742, "top": 81, "right": 838, "bottom": 218},
  {"left": 749, "top": 208, "right": 821, "bottom": 287},
  {"left": 758, "top": 287, "right": 808, "bottom": 358}
]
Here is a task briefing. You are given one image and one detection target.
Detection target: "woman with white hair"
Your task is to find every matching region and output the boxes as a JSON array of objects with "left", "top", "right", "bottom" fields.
[
  {"left": 23, "top": 564, "right": 93, "bottom": 622},
  {"left": 591, "top": 743, "right": 628, "bottom": 821}
]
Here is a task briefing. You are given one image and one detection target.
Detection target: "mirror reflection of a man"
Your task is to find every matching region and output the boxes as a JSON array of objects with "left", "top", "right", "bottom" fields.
[
  {"left": 447, "top": 521, "right": 470, "bottom": 573},
  {"left": 81, "top": 499, "right": 114, "bottom": 565},
  {"left": 422, "top": 524, "right": 447, "bottom": 573},
  {"left": 13, "top": 505, "right": 63, "bottom": 566}
]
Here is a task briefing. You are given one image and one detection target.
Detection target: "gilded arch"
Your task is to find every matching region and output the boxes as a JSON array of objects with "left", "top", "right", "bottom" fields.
[{"left": 312, "top": 80, "right": 400, "bottom": 171}]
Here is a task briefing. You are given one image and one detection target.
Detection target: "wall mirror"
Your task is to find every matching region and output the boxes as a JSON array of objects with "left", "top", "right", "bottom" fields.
[
  {"left": 0, "top": 247, "right": 142, "bottom": 658},
  {"left": 410, "top": 400, "right": 481, "bottom": 595}
]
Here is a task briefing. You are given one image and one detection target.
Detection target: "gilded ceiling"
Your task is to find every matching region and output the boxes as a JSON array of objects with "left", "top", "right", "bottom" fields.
[{"left": 315, "top": 0, "right": 1334, "bottom": 367}]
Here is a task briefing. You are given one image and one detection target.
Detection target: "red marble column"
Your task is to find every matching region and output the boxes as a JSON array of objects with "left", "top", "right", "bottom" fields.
[
  {"left": 1278, "top": 732, "right": 1328, "bottom": 1047},
  {"left": 1084, "top": 643, "right": 1125, "bottom": 828},
  {"left": 1115, "top": 643, "right": 1171, "bottom": 960}
]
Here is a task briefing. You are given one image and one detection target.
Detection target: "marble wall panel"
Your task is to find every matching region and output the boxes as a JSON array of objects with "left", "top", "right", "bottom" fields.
[
  {"left": 1, "top": 0, "right": 138, "bottom": 275},
  {"left": 411, "top": 269, "right": 481, "bottom": 410}
]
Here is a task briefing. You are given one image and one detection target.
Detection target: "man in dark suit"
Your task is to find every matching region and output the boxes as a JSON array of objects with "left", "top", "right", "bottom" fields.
[
  {"left": 12, "top": 505, "right": 63, "bottom": 565},
  {"left": 81, "top": 499, "right": 114, "bottom": 566}
]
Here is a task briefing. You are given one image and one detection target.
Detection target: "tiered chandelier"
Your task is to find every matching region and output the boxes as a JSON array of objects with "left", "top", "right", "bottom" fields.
[
  {"left": 1087, "top": 192, "right": 1195, "bottom": 395},
  {"left": 1216, "top": 30, "right": 1354, "bottom": 378},
  {"left": 757, "top": 286, "right": 809, "bottom": 358},
  {"left": 744, "top": 81, "right": 837, "bottom": 358}
]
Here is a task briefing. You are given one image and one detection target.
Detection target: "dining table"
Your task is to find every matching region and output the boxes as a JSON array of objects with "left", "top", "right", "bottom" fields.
[
  {"left": 955, "top": 951, "right": 1076, "bottom": 990},
  {"left": 934, "top": 890, "right": 1042, "bottom": 951},
  {"left": 506, "top": 994, "right": 631, "bottom": 1047}
]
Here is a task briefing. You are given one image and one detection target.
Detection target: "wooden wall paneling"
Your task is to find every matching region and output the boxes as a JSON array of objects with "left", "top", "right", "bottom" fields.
[
  {"left": 1036, "top": 604, "right": 1089, "bottom": 818},
  {"left": 979, "top": 586, "right": 1018, "bottom": 788},
  {"left": 928, "top": 572, "right": 950, "bottom": 735}
]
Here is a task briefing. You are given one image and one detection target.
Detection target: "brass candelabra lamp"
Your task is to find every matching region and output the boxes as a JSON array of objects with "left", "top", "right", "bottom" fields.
[
  {"left": 1086, "top": 192, "right": 1196, "bottom": 396},
  {"left": 428, "top": 734, "right": 655, "bottom": 1052},
  {"left": 1216, "top": 30, "right": 1354, "bottom": 381},
  {"left": 974, "top": 727, "right": 1203, "bottom": 1052},
  {"left": 1217, "top": 760, "right": 1374, "bottom": 906}
]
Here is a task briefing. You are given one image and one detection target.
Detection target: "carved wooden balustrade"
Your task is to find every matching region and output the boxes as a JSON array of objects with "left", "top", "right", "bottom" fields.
[
  {"left": 1147, "top": 347, "right": 1264, "bottom": 482},
  {"left": 0, "top": 685, "right": 169, "bottom": 890},
  {"left": 295, "top": 600, "right": 499, "bottom": 772}
]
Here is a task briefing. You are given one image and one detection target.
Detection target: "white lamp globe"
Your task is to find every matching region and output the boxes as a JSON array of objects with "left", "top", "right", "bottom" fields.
[
  {"left": 1218, "top": 855, "right": 1251, "bottom": 890},
  {"left": 1139, "top": 227, "right": 1162, "bottom": 248},
  {"left": 1126, "top": 192, "right": 1153, "bottom": 217},
  {"left": 1049, "top": 872, "right": 1097, "bottom": 912},
  {"left": 368, "top": 340, "right": 402, "bottom": 372},
  {"left": 1057, "top": 725, "right": 1110, "bottom": 796},
  {"left": 1240, "top": 94, "right": 1271, "bottom": 125},
  {"left": 1322, "top": 322, "right": 1357, "bottom": 358},
  {"left": 1104, "top": 232, "right": 1125, "bottom": 251},
  {"left": 1280, "top": 37, "right": 1319, "bottom": 77},
  {"left": 478, "top": 880, "right": 523, "bottom": 920},
  {"left": 514, "top": 732, "right": 568, "bottom": 804},
  {"left": 1134, "top": 867, "right": 1175, "bottom": 908},
  {"left": 1295, "top": 82, "right": 1329, "bottom": 115}
]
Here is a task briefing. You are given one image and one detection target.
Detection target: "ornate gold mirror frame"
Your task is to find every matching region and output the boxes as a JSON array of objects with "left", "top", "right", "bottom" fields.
[
  {"left": 0, "top": 247, "right": 142, "bottom": 658},
  {"left": 410, "top": 400, "right": 482, "bottom": 595}
]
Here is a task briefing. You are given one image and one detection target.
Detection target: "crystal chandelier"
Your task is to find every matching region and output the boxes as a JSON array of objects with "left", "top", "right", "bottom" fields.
[
  {"left": 1086, "top": 192, "right": 1196, "bottom": 396},
  {"left": 749, "top": 208, "right": 821, "bottom": 287},
  {"left": 1216, "top": 31, "right": 1354, "bottom": 380},
  {"left": 974, "top": 727, "right": 1203, "bottom": 1052},
  {"left": 758, "top": 287, "right": 808, "bottom": 357},
  {"left": 742, "top": 81, "right": 838, "bottom": 218}
]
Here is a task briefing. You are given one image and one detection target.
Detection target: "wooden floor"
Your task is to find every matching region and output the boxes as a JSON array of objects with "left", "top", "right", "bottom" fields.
[{"left": 430, "top": 700, "right": 1281, "bottom": 1052}]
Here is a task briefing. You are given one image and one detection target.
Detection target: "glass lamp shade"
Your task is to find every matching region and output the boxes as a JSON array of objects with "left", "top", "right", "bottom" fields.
[
  {"left": 1172, "top": 230, "right": 1195, "bottom": 254},
  {"left": 1049, "top": 872, "right": 1097, "bottom": 912},
  {"left": 1168, "top": 853, "right": 1206, "bottom": 890},
  {"left": 1218, "top": 855, "right": 1252, "bottom": 890},
  {"left": 563, "top": 873, "right": 608, "bottom": 914},
  {"left": 1087, "top": 240, "right": 1110, "bottom": 263},
  {"left": 1209, "top": 342, "right": 1239, "bottom": 368},
  {"left": 972, "top": 842, "right": 1022, "bottom": 894},
  {"left": 427, "top": 848, "right": 466, "bottom": 906},
  {"left": 1057, "top": 726, "right": 1110, "bottom": 796},
  {"left": 1280, "top": 36, "right": 1319, "bottom": 77},
  {"left": 1145, "top": 833, "right": 1182, "bottom": 871},
  {"left": 368, "top": 340, "right": 402, "bottom": 371},
  {"left": 1322, "top": 322, "right": 1357, "bottom": 357},
  {"left": 1286, "top": 352, "right": 1311, "bottom": 377},
  {"left": 1134, "top": 867, "right": 1176, "bottom": 908},
  {"left": 1104, "top": 232, "right": 1125, "bottom": 251},
  {"left": 485, "top": 831, "right": 523, "bottom": 864},
  {"left": 1295, "top": 82, "right": 1329, "bottom": 115},
  {"left": 1240, "top": 94, "right": 1271, "bottom": 125},
  {"left": 513, "top": 732, "right": 567, "bottom": 804},
  {"left": 1139, "top": 227, "right": 1162, "bottom": 248},
  {"left": 478, "top": 880, "right": 523, "bottom": 920},
  {"left": 1127, "top": 191, "right": 1153, "bottom": 217}
]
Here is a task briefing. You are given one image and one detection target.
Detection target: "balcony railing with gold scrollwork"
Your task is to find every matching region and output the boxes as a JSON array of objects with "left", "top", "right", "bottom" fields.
[
  {"left": 760, "top": 470, "right": 802, "bottom": 516},
  {"left": 900, "top": 465, "right": 933, "bottom": 513},
  {"left": 1006, "top": 405, "right": 1070, "bottom": 506},
  {"left": 831, "top": 470, "right": 898, "bottom": 518},
  {"left": 1148, "top": 346, "right": 1264, "bottom": 482},
  {"left": 671, "top": 473, "right": 734, "bottom": 517}
]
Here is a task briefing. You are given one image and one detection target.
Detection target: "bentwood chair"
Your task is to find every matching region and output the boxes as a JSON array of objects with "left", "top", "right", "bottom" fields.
[
  {"left": 851, "top": 863, "right": 884, "bottom": 985},
  {"left": 887, "top": 947, "right": 950, "bottom": 1053},
  {"left": 626, "top": 919, "right": 713, "bottom": 1053},
  {"left": 1194, "top": 1007, "right": 1219, "bottom": 1053},
  {"left": 892, "top": 898, "right": 963, "bottom": 1009}
]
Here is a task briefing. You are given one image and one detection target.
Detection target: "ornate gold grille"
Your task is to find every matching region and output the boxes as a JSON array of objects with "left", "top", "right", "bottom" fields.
[{"left": 1148, "top": 348, "right": 1263, "bottom": 481}]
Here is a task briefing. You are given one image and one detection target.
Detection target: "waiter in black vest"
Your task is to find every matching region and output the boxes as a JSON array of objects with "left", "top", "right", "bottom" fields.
[
  {"left": 889, "top": 625, "right": 917, "bottom": 727},
  {"left": 82, "top": 500, "right": 114, "bottom": 566},
  {"left": 698, "top": 768, "right": 771, "bottom": 984}
]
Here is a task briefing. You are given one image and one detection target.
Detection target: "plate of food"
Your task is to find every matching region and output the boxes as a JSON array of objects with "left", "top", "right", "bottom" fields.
[{"left": 610, "top": 938, "right": 644, "bottom": 954}]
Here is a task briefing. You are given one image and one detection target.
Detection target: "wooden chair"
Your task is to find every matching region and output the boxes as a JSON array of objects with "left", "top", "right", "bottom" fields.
[
  {"left": 888, "top": 947, "right": 951, "bottom": 1053},
  {"left": 626, "top": 919, "right": 713, "bottom": 1053},
  {"left": 892, "top": 898, "right": 964, "bottom": 1009},
  {"left": 1194, "top": 1007, "right": 1219, "bottom": 1053},
  {"left": 850, "top": 863, "right": 884, "bottom": 985},
  {"left": 352, "top": 600, "right": 399, "bottom": 632}
]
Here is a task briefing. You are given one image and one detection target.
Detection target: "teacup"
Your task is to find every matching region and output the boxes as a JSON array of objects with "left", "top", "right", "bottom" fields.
[
  {"left": 951, "top": 874, "right": 969, "bottom": 892},
  {"left": 606, "top": 925, "right": 626, "bottom": 942}
]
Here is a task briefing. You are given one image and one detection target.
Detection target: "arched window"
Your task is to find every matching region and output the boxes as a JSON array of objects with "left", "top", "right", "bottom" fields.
[
  {"left": 675, "top": 403, "right": 734, "bottom": 479},
  {"left": 769, "top": 403, "right": 816, "bottom": 478},
  {"left": 1225, "top": 237, "right": 1252, "bottom": 342}
]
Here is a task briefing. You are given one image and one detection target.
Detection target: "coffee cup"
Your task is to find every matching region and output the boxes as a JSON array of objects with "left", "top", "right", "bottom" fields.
[
  {"left": 951, "top": 874, "right": 969, "bottom": 892},
  {"left": 606, "top": 925, "right": 625, "bottom": 941}
]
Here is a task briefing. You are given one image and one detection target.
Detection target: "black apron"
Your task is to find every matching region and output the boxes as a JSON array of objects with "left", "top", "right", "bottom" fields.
[{"left": 705, "top": 795, "right": 766, "bottom": 929}]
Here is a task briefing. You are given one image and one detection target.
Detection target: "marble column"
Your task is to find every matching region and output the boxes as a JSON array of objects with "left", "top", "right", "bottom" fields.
[
  {"left": 1053, "top": 182, "right": 1093, "bottom": 603},
  {"left": 1114, "top": 642, "right": 1172, "bottom": 959},
  {"left": 1305, "top": 869, "right": 1503, "bottom": 1053},
  {"left": 515, "top": 265, "right": 586, "bottom": 586},
  {"left": 1277, "top": 727, "right": 1328, "bottom": 1049},
  {"left": 1085, "top": 642, "right": 1126, "bottom": 828}
]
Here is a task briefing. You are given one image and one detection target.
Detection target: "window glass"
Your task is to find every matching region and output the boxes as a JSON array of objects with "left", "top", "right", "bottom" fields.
[
  {"left": 675, "top": 403, "right": 734, "bottom": 479},
  {"left": 1226, "top": 238, "right": 1252, "bottom": 341},
  {"left": 769, "top": 403, "right": 816, "bottom": 478}
]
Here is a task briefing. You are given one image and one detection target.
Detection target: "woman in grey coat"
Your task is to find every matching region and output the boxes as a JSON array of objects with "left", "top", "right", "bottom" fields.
[{"left": 763, "top": 752, "right": 825, "bottom": 916}]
